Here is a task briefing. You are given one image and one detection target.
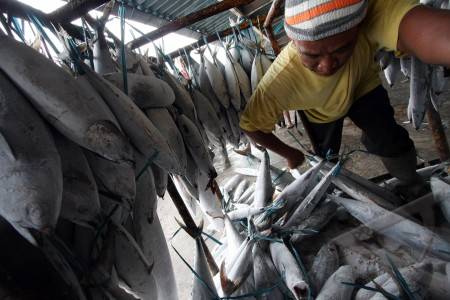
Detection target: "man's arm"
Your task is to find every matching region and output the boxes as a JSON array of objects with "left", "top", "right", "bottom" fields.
[
  {"left": 398, "top": 6, "right": 450, "bottom": 66},
  {"left": 243, "top": 129, "right": 305, "bottom": 169}
]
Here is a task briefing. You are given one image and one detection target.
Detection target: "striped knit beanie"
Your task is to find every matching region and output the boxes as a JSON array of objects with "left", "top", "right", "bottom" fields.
[{"left": 284, "top": 0, "right": 369, "bottom": 41}]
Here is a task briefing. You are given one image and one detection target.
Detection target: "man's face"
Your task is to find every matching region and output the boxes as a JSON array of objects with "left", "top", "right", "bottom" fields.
[{"left": 292, "top": 27, "right": 359, "bottom": 76}]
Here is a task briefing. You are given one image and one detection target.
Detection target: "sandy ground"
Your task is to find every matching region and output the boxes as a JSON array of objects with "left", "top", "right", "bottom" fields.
[{"left": 157, "top": 76, "right": 450, "bottom": 299}]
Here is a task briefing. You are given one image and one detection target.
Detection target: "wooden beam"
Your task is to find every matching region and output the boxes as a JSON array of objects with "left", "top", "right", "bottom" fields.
[
  {"left": 0, "top": 0, "right": 84, "bottom": 40},
  {"left": 168, "top": 15, "right": 267, "bottom": 58},
  {"left": 263, "top": 0, "right": 283, "bottom": 28},
  {"left": 127, "top": 0, "right": 256, "bottom": 50},
  {"left": 48, "top": 0, "right": 111, "bottom": 24}
]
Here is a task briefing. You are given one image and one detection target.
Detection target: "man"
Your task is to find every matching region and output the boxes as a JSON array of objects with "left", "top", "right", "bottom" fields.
[{"left": 240, "top": 0, "right": 450, "bottom": 198}]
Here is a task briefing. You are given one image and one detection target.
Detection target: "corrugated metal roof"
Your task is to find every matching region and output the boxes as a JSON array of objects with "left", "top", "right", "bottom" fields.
[{"left": 121, "top": 0, "right": 235, "bottom": 34}]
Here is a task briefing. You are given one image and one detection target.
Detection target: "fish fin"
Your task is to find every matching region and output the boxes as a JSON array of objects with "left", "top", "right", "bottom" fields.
[
  {"left": 0, "top": 131, "right": 15, "bottom": 161},
  {"left": 10, "top": 222, "right": 38, "bottom": 246},
  {"left": 220, "top": 261, "right": 241, "bottom": 296}
]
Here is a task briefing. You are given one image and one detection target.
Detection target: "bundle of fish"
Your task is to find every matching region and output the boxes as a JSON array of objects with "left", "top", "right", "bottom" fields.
[
  {"left": 0, "top": 5, "right": 260, "bottom": 296},
  {"left": 182, "top": 146, "right": 450, "bottom": 300},
  {"left": 378, "top": 0, "right": 450, "bottom": 130}
]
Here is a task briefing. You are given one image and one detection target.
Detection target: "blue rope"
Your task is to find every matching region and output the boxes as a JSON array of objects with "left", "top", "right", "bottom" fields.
[
  {"left": 118, "top": 3, "right": 128, "bottom": 95},
  {"left": 11, "top": 17, "right": 25, "bottom": 42},
  {"left": 27, "top": 14, "right": 60, "bottom": 55},
  {"left": 135, "top": 151, "right": 159, "bottom": 181}
]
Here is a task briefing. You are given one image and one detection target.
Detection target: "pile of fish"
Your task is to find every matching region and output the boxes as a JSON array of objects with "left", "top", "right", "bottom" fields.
[
  {"left": 378, "top": 0, "right": 450, "bottom": 129},
  {"left": 0, "top": 5, "right": 278, "bottom": 299},
  {"left": 185, "top": 147, "right": 450, "bottom": 300}
]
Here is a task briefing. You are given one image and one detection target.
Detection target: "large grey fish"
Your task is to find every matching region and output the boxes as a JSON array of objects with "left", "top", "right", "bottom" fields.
[
  {"left": 309, "top": 243, "right": 340, "bottom": 294},
  {"left": 269, "top": 241, "right": 309, "bottom": 300},
  {"left": 91, "top": 2, "right": 116, "bottom": 75},
  {"left": 225, "top": 107, "right": 241, "bottom": 145},
  {"left": 172, "top": 175, "right": 198, "bottom": 217},
  {"left": 355, "top": 262, "right": 432, "bottom": 300},
  {"left": 224, "top": 174, "right": 244, "bottom": 195},
  {"left": 238, "top": 184, "right": 256, "bottom": 204},
  {"left": 252, "top": 241, "right": 285, "bottom": 300},
  {"left": 54, "top": 134, "right": 100, "bottom": 227},
  {"left": 198, "top": 56, "right": 223, "bottom": 114},
  {"left": 104, "top": 72, "right": 175, "bottom": 109},
  {"left": 84, "top": 150, "right": 136, "bottom": 202},
  {"left": 223, "top": 53, "right": 242, "bottom": 111},
  {"left": 233, "top": 179, "right": 251, "bottom": 203},
  {"left": 184, "top": 151, "right": 200, "bottom": 194},
  {"left": 282, "top": 163, "right": 339, "bottom": 228},
  {"left": 383, "top": 56, "right": 400, "bottom": 87},
  {"left": 224, "top": 214, "right": 245, "bottom": 263},
  {"left": 315, "top": 265, "right": 354, "bottom": 300},
  {"left": 221, "top": 238, "right": 254, "bottom": 296},
  {"left": 270, "top": 160, "right": 325, "bottom": 223},
  {"left": 310, "top": 160, "right": 395, "bottom": 209},
  {"left": 375, "top": 50, "right": 393, "bottom": 70},
  {"left": 191, "top": 88, "right": 227, "bottom": 139},
  {"left": 145, "top": 108, "right": 188, "bottom": 174},
  {"left": 177, "top": 114, "right": 216, "bottom": 178},
  {"left": 235, "top": 152, "right": 295, "bottom": 189},
  {"left": 41, "top": 237, "right": 87, "bottom": 300},
  {"left": 233, "top": 59, "right": 252, "bottom": 105},
  {"left": 0, "top": 71, "right": 62, "bottom": 245},
  {"left": 0, "top": 36, "right": 133, "bottom": 163},
  {"left": 331, "top": 195, "right": 450, "bottom": 261},
  {"left": 151, "top": 163, "right": 168, "bottom": 198},
  {"left": 192, "top": 236, "right": 219, "bottom": 300},
  {"left": 253, "top": 149, "right": 274, "bottom": 208},
  {"left": 408, "top": 56, "right": 430, "bottom": 130},
  {"left": 430, "top": 65, "right": 448, "bottom": 110},
  {"left": 113, "top": 223, "right": 158, "bottom": 300},
  {"left": 161, "top": 69, "right": 197, "bottom": 122},
  {"left": 82, "top": 64, "right": 182, "bottom": 174},
  {"left": 290, "top": 200, "right": 338, "bottom": 243},
  {"left": 228, "top": 206, "right": 265, "bottom": 221},
  {"left": 431, "top": 175, "right": 450, "bottom": 223},
  {"left": 202, "top": 54, "right": 230, "bottom": 109},
  {"left": 251, "top": 52, "right": 270, "bottom": 92}
]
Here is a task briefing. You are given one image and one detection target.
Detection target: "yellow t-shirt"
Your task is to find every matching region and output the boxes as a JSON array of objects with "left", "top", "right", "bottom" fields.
[{"left": 240, "top": 0, "right": 419, "bottom": 133}]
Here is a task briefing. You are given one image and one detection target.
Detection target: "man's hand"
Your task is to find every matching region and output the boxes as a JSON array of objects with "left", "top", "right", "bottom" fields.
[
  {"left": 243, "top": 129, "right": 305, "bottom": 169},
  {"left": 286, "top": 148, "right": 305, "bottom": 169}
]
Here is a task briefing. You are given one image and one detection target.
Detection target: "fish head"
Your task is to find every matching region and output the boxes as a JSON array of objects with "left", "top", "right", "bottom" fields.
[{"left": 85, "top": 120, "right": 135, "bottom": 164}]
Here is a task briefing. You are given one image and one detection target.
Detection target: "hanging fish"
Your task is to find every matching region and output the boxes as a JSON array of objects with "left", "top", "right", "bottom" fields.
[
  {"left": 104, "top": 72, "right": 175, "bottom": 109},
  {"left": 0, "top": 36, "right": 133, "bottom": 164},
  {"left": 0, "top": 71, "right": 62, "bottom": 245},
  {"left": 408, "top": 56, "right": 430, "bottom": 130}
]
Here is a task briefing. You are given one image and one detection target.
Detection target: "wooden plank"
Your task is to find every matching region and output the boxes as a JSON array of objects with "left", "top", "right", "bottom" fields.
[
  {"left": 127, "top": 0, "right": 256, "bottom": 49},
  {"left": 48, "top": 0, "right": 110, "bottom": 23}
]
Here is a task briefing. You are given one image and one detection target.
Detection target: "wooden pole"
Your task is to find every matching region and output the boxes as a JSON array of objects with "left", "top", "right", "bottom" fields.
[
  {"left": 426, "top": 106, "right": 450, "bottom": 162},
  {"left": 127, "top": 0, "right": 256, "bottom": 49},
  {"left": 48, "top": 0, "right": 110, "bottom": 24},
  {"left": 168, "top": 15, "right": 267, "bottom": 58},
  {"left": 167, "top": 178, "right": 219, "bottom": 275},
  {"left": 263, "top": 0, "right": 284, "bottom": 55}
]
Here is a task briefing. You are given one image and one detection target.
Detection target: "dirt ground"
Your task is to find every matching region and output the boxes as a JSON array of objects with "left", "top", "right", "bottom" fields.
[{"left": 158, "top": 75, "right": 450, "bottom": 299}]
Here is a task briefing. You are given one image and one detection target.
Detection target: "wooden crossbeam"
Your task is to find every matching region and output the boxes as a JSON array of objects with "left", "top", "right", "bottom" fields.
[
  {"left": 127, "top": 0, "right": 256, "bottom": 50},
  {"left": 48, "top": 0, "right": 111, "bottom": 24}
]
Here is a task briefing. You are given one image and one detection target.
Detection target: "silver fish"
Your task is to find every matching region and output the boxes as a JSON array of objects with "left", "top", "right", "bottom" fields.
[
  {"left": 197, "top": 171, "right": 224, "bottom": 232},
  {"left": 408, "top": 56, "right": 430, "bottom": 129},
  {"left": 282, "top": 163, "right": 339, "bottom": 228},
  {"left": 269, "top": 241, "right": 309, "bottom": 300},
  {"left": 0, "top": 71, "right": 62, "bottom": 244},
  {"left": 151, "top": 164, "right": 168, "bottom": 198},
  {"left": 223, "top": 52, "right": 242, "bottom": 111},
  {"left": 91, "top": 6, "right": 116, "bottom": 75},
  {"left": 114, "top": 223, "right": 158, "bottom": 300},
  {"left": 82, "top": 64, "right": 182, "bottom": 174},
  {"left": 191, "top": 88, "right": 227, "bottom": 139},
  {"left": 41, "top": 237, "right": 87, "bottom": 300},
  {"left": 233, "top": 180, "right": 251, "bottom": 203},
  {"left": 55, "top": 134, "right": 100, "bottom": 227},
  {"left": 192, "top": 237, "right": 218, "bottom": 300},
  {"left": 161, "top": 70, "right": 197, "bottom": 123},
  {"left": 0, "top": 36, "right": 133, "bottom": 163},
  {"left": 85, "top": 150, "right": 136, "bottom": 202},
  {"left": 253, "top": 149, "right": 274, "bottom": 208},
  {"left": 104, "top": 72, "right": 175, "bottom": 109},
  {"left": 309, "top": 243, "right": 340, "bottom": 294},
  {"left": 145, "top": 107, "right": 188, "bottom": 174},
  {"left": 316, "top": 265, "right": 354, "bottom": 300},
  {"left": 383, "top": 56, "right": 400, "bottom": 87},
  {"left": 177, "top": 114, "right": 216, "bottom": 178},
  {"left": 431, "top": 175, "right": 450, "bottom": 223},
  {"left": 202, "top": 54, "right": 230, "bottom": 109},
  {"left": 331, "top": 195, "right": 450, "bottom": 261}
]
